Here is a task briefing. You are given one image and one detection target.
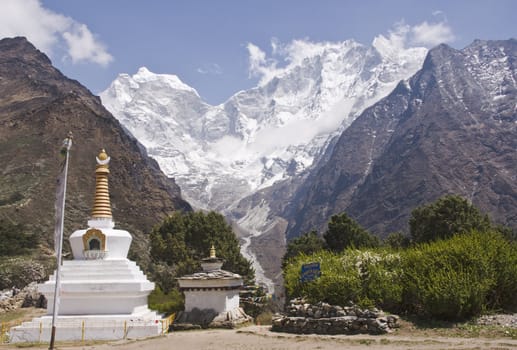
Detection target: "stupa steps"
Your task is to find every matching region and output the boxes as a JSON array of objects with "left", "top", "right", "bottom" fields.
[
  {"left": 47, "top": 267, "right": 145, "bottom": 275},
  {"left": 44, "top": 260, "right": 147, "bottom": 281},
  {"left": 49, "top": 266, "right": 144, "bottom": 273},
  {"left": 62, "top": 260, "right": 138, "bottom": 267},
  {"left": 47, "top": 274, "right": 147, "bottom": 281},
  {"left": 40, "top": 281, "right": 154, "bottom": 292}
]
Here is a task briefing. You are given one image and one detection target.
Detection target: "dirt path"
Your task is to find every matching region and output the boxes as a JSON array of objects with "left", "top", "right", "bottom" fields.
[{"left": 2, "top": 325, "right": 517, "bottom": 350}]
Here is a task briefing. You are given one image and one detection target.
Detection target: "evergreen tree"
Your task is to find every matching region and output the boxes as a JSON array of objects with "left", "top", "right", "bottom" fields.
[
  {"left": 282, "top": 230, "right": 325, "bottom": 266},
  {"left": 323, "top": 212, "right": 379, "bottom": 252},
  {"left": 149, "top": 211, "right": 254, "bottom": 291},
  {"left": 409, "top": 195, "right": 491, "bottom": 243},
  {"left": 384, "top": 232, "right": 410, "bottom": 249}
]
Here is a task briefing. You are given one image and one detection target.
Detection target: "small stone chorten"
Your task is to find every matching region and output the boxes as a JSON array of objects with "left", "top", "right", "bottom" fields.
[
  {"left": 10, "top": 149, "right": 162, "bottom": 343},
  {"left": 175, "top": 245, "right": 251, "bottom": 329}
]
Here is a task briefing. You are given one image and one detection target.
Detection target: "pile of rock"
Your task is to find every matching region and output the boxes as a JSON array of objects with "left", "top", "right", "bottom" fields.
[
  {"left": 271, "top": 298, "right": 399, "bottom": 335},
  {"left": 172, "top": 307, "right": 252, "bottom": 330},
  {"left": 476, "top": 314, "right": 517, "bottom": 328},
  {"left": 0, "top": 282, "right": 46, "bottom": 313}
]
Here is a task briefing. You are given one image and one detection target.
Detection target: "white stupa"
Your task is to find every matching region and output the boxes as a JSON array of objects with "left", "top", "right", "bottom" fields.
[
  {"left": 10, "top": 149, "right": 164, "bottom": 343},
  {"left": 175, "top": 245, "right": 251, "bottom": 328}
]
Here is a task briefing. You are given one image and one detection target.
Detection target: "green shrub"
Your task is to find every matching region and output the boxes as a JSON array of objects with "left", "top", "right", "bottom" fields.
[
  {"left": 283, "top": 230, "right": 517, "bottom": 321},
  {"left": 284, "top": 249, "right": 402, "bottom": 309},
  {"left": 487, "top": 234, "right": 517, "bottom": 311},
  {"left": 401, "top": 230, "right": 516, "bottom": 320},
  {"left": 148, "top": 285, "right": 184, "bottom": 315}
]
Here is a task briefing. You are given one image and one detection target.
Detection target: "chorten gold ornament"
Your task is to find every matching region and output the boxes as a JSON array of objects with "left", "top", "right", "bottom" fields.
[
  {"left": 210, "top": 244, "right": 216, "bottom": 259},
  {"left": 91, "top": 149, "right": 112, "bottom": 219}
]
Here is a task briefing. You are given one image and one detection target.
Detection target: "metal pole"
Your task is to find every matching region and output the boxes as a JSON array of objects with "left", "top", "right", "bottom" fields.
[{"left": 49, "top": 140, "right": 71, "bottom": 350}]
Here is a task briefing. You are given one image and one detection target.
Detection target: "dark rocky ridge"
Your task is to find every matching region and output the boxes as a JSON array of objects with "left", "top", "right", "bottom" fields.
[
  {"left": 287, "top": 39, "right": 517, "bottom": 238},
  {"left": 0, "top": 37, "right": 191, "bottom": 262}
]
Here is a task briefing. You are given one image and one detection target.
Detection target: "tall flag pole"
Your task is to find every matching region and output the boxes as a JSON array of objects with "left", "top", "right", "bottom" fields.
[{"left": 49, "top": 132, "right": 72, "bottom": 350}]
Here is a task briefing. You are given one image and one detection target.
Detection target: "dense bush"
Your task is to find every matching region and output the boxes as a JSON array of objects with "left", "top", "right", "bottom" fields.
[
  {"left": 284, "top": 249, "right": 402, "bottom": 309},
  {"left": 283, "top": 230, "right": 517, "bottom": 321},
  {"left": 403, "top": 230, "right": 517, "bottom": 320}
]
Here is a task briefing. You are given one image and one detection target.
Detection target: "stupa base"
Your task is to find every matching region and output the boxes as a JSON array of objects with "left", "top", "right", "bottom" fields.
[{"left": 9, "top": 312, "right": 165, "bottom": 343}]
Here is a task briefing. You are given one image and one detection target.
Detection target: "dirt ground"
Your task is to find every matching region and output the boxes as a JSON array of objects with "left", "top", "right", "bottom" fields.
[{"left": 2, "top": 325, "right": 517, "bottom": 350}]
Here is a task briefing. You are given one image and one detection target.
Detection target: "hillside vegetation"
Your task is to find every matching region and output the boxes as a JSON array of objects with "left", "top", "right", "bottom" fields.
[{"left": 283, "top": 195, "right": 517, "bottom": 321}]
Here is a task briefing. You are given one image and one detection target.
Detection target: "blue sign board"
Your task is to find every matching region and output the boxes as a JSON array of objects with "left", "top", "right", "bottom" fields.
[{"left": 300, "top": 262, "right": 321, "bottom": 283}]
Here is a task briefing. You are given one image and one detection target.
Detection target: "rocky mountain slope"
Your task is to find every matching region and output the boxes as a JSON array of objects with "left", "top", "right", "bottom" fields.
[
  {"left": 0, "top": 37, "right": 191, "bottom": 264},
  {"left": 101, "top": 39, "right": 426, "bottom": 213},
  {"left": 101, "top": 36, "right": 428, "bottom": 291},
  {"left": 287, "top": 39, "right": 517, "bottom": 238}
]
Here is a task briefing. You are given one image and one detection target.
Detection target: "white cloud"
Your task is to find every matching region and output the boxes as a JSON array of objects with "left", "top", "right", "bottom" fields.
[
  {"left": 247, "top": 38, "right": 332, "bottom": 85},
  {"left": 247, "top": 42, "right": 281, "bottom": 84},
  {"left": 246, "top": 16, "right": 454, "bottom": 85},
  {"left": 197, "top": 62, "right": 222, "bottom": 75},
  {"left": 0, "top": 0, "right": 112, "bottom": 66},
  {"left": 249, "top": 99, "right": 354, "bottom": 155},
  {"left": 410, "top": 21, "right": 455, "bottom": 47},
  {"left": 62, "top": 23, "right": 112, "bottom": 66}
]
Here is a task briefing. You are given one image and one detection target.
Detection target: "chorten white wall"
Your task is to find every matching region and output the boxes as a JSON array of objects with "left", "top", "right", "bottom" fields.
[
  {"left": 10, "top": 149, "right": 163, "bottom": 343},
  {"left": 184, "top": 290, "right": 240, "bottom": 313}
]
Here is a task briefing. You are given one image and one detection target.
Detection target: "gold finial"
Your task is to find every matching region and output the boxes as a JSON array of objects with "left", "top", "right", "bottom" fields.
[
  {"left": 209, "top": 244, "right": 216, "bottom": 259},
  {"left": 98, "top": 149, "right": 108, "bottom": 161},
  {"left": 91, "top": 149, "right": 112, "bottom": 219}
]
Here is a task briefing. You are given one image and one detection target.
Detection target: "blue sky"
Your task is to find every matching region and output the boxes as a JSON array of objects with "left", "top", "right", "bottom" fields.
[{"left": 1, "top": 0, "right": 516, "bottom": 104}]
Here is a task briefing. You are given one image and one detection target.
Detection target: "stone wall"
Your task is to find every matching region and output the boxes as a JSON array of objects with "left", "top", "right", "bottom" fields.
[{"left": 271, "top": 298, "right": 399, "bottom": 335}]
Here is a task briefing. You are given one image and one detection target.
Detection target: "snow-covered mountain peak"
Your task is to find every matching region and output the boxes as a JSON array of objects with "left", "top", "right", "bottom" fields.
[
  {"left": 131, "top": 66, "right": 197, "bottom": 93},
  {"left": 250, "top": 39, "right": 364, "bottom": 88},
  {"left": 101, "top": 37, "right": 429, "bottom": 292},
  {"left": 101, "top": 38, "right": 428, "bottom": 213}
]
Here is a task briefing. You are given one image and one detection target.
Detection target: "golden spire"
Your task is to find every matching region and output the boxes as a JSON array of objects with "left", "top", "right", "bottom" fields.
[
  {"left": 209, "top": 244, "right": 216, "bottom": 259},
  {"left": 91, "top": 149, "right": 112, "bottom": 219}
]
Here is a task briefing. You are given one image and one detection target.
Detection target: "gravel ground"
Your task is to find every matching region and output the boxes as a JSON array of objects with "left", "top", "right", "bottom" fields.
[
  {"left": 2, "top": 324, "right": 517, "bottom": 350},
  {"left": 476, "top": 314, "right": 517, "bottom": 328}
]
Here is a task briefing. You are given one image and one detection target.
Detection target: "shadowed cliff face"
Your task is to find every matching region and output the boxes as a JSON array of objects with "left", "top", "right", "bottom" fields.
[
  {"left": 287, "top": 39, "right": 517, "bottom": 239},
  {"left": 0, "top": 37, "right": 191, "bottom": 261}
]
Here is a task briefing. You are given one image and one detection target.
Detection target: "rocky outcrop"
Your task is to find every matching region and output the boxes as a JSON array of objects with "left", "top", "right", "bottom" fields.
[
  {"left": 287, "top": 39, "right": 517, "bottom": 238},
  {"left": 272, "top": 298, "right": 399, "bottom": 335},
  {"left": 0, "top": 283, "right": 46, "bottom": 313}
]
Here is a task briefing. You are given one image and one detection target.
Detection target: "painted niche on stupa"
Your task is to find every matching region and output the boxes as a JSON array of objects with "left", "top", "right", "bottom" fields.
[{"left": 82, "top": 228, "right": 107, "bottom": 259}]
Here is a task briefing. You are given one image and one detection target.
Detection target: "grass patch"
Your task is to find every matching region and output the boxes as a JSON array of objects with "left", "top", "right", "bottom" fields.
[
  {"left": 255, "top": 311, "right": 273, "bottom": 325},
  {"left": 148, "top": 286, "right": 184, "bottom": 315},
  {"left": 0, "top": 307, "right": 45, "bottom": 323},
  {"left": 396, "top": 316, "right": 517, "bottom": 340}
]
